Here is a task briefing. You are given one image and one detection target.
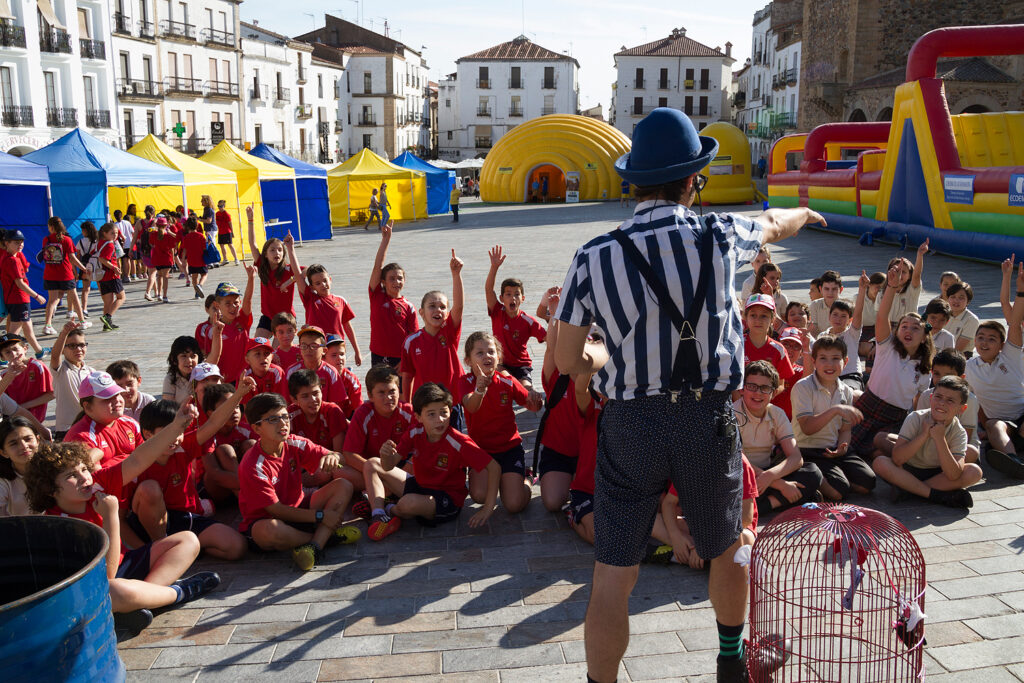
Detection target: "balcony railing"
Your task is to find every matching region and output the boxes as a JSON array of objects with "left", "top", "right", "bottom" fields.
[
  {"left": 785, "top": 68, "right": 798, "bottom": 85},
  {"left": 474, "top": 137, "right": 491, "bottom": 148},
  {"left": 684, "top": 79, "right": 695, "bottom": 90},
  {"left": 205, "top": 81, "right": 239, "bottom": 98},
  {"left": 112, "top": 12, "right": 131, "bottom": 34},
  {"left": 1, "top": 106, "right": 33, "bottom": 127},
  {"left": 159, "top": 20, "right": 195, "bottom": 40},
  {"left": 752, "top": 88, "right": 761, "bottom": 99},
  {"left": 317, "top": 122, "right": 330, "bottom": 136},
  {"left": 657, "top": 79, "right": 671, "bottom": 90},
  {"left": 630, "top": 104, "right": 653, "bottom": 116},
  {"left": 165, "top": 76, "right": 203, "bottom": 95},
  {"left": 86, "top": 109, "right": 111, "bottom": 128},
  {"left": 200, "top": 27, "right": 234, "bottom": 47},
  {"left": 250, "top": 84, "right": 267, "bottom": 101},
  {"left": 698, "top": 106, "right": 708, "bottom": 117},
  {"left": 138, "top": 20, "right": 154, "bottom": 38},
  {"left": 476, "top": 79, "right": 490, "bottom": 89},
  {"left": 46, "top": 107, "right": 78, "bottom": 127},
  {"left": 476, "top": 106, "right": 491, "bottom": 117},
  {"left": 699, "top": 80, "right": 709, "bottom": 90},
  {"left": 40, "top": 28, "right": 72, "bottom": 53},
  {"left": 117, "top": 78, "right": 162, "bottom": 98},
  {"left": 634, "top": 78, "right": 644, "bottom": 89},
  {"left": 80, "top": 39, "right": 105, "bottom": 59},
  {"left": 358, "top": 113, "right": 376, "bottom": 125},
  {"left": 542, "top": 77, "right": 557, "bottom": 89},
  {"left": 508, "top": 78, "right": 523, "bottom": 89},
  {"left": 274, "top": 87, "right": 290, "bottom": 103},
  {"left": 771, "top": 111, "right": 796, "bottom": 129},
  {"left": 334, "top": 120, "right": 344, "bottom": 132},
  {"left": 542, "top": 105, "right": 556, "bottom": 115},
  {"left": 296, "top": 103, "right": 312, "bottom": 119},
  {"left": 509, "top": 105, "right": 523, "bottom": 117},
  {"left": 0, "top": 23, "right": 26, "bottom": 48}
]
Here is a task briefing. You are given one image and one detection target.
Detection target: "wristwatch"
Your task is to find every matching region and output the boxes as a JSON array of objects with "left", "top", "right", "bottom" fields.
[
  {"left": 315, "top": 510, "right": 324, "bottom": 524},
  {"left": 475, "top": 386, "right": 487, "bottom": 395}
]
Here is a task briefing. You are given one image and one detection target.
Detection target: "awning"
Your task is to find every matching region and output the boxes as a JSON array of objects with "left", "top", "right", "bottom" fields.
[
  {"left": 0, "top": 0, "right": 16, "bottom": 21},
  {"left": 36, "top": 0, "right": 66, "bottom": 30}
]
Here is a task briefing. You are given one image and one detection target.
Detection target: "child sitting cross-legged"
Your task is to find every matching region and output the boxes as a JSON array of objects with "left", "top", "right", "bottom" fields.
[
  {"left": 287, "top": 369, "right": 356, "bottom": 489},
  {"left": 239, "top": 392, "right": 361, "bottom": 571},
  {"left": 199, "top": 382, "right": 255, "bottom": 500},
  {"left": 872, "top": 376, "right": 982, "bottom": 508},
  {"left": 734, "top": 361, "right": 823, "bottom": 514},
  {"left": 25, "top": 401, "right": 219, "bottom": 640},
  {"left": 129, "top": 381, "right": 256, "bottom": 561},
  {"left": 364, "top": 382, "right": 501, "bottom": 541},
  {"left": 914, "top": 349, "right": 981, "bottom": 464},
  {"left": 792, "top": 335, "right": 875, "bottom": 501}
]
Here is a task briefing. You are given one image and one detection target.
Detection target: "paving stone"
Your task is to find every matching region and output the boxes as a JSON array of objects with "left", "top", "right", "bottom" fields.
[
  {"left": 927, "top": 596, "right": 1015, "bottom": 623},
  {"left": 387, "top": 547, "right": 482, "bottom": 567},
  {"left": 119, "top": 624, "right": 236, "bottom": 649},
  {"left": 622, "top": 649, "right": 718, "bottom": 680},
  {"left": 676, "top": 627, "right": 721, "bottom": 652},
  {"left": 526, "top": 554, "right": 594, "bottom": 573},
  {"left": 521, "top": 583, "right": 589, "bottom": 605},
  {"left": 963, "top": 554, "right": 1024, "bottom": 575},
  {"left": 926, "top": 561, "right": 977, "bottom": 581},
  {"left": 999, "top": 495, "right": 1024, "bottom": 509},
  {"left": 152, "top": 643, "right": 277, "bottom": 668},
  {"left": 127, "top": 667, "right": 200, "bottom": 682},
  {"left": 936, "top": 524, "right": 1024, "bottom": 545},
  {"left": 963, "top": 612, "right": 1024, "bottom": 639},
  {"left": 921, "top": 541, "right": 1009, "bottom": 564},
  {"left": 627, "top": 608, "right": 719, "bottom": 634},
  {"left": 318, "top": 652, "right": 439, "bottom": 680},
  {"left": 149, "top": 608, "right": 203, "bottom": 628},
  {"left": 119, "top": 647, "right": 162, "bottom": 671},
  {"left": 375, "top": 674, "right": 499, "bottom": 683},
  {"left": 426, "top": 558, "right": 529, "bottom": 581},
  {"left": 929, "top": 634, "right": 1024, "bottom": 670},
  {"left": 442, "top": 643, "right": 563, "bottom": 672},
  {"left": 455, "top": 603, "right": 576, "bottom": 629},
  {"left": 392, "top": 626, "right": 507, "bottom": 654},
  {"left": 932, "top": 572, "right": 1024, "bottom": 600},
  {"left": 498, "top": 662, "right": 594, "bottom": 682},
  {"left": 415, "top": 588, "right": 522, "bottom": 613},
  {"left": 503, "top": 620, "right": 585, "bottom": 646},
  {"left": 304, "top": 596, "right": 418, "bottom": 621},
  {"left": 197, "top": 603, "right": 310, "bottom": 625},
  {"left": 925, "top": 667, "right": 1024, "bottom": 683},
  {"left": 999, "top": 590, "right": 1024, "bottom": 611},
  {"left": 364, "top": 576, "right": 470, "bottom": 599},
  {"left": 966, "top": 508, "right": 1024, "bottom": 526},
  {"left": 923, "top": 620, "right": 984, "bottom": 647},
  {"left": 194, "top": 660, "right": 323, "bottom": 682},
  {"left": 229, "top": 619, "right": 347, "bottom": 644},
  {"left": 561, "top": 632, "right": 683, "bottom": 663},
  {"left": 343, "top": 611, "right": 456, "bottom": 636},
  {"left": 272, "top": 634, "right": 391, "bottom": 662}
]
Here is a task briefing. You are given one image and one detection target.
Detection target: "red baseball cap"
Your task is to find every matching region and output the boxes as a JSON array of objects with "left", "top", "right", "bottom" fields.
[
  {"left": 778, "top": 327, "right": 803, "bottom": 344},
  {"left": 246, "top": 336, "right": 274, "bottom": 354},
  {"left": 745, "top": 293, "right": 776, "bottom": 312}
]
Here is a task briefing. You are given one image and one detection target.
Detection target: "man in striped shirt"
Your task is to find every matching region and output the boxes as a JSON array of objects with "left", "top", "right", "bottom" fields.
[{"left": 554, "top": 108, "right": 824, "bottom": 682}]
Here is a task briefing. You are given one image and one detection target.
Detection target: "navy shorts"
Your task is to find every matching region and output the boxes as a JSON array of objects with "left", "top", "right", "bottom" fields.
[
  {"left": 568, "top": 488, "right": 593, "bottom": 526},
  {"left": 188, "top": 266, "right": 208, "bottom": 276},
  {"left": 44, "top": 279, "right": 76, "bottom": 291},
  {"left": 489, "top": 443, "right": 527, "bottom": 477},
  {"left": 115, "top": 543, "right": 152, "bottom": 580},
  {"left": 155, "top": 265, "right": 172, "bottom": 272},
  {"left": 217, "top": 232, "right": 234, "bottom": 245},
  {"left": 538, "top": 445, "right": 577, "bottom": 477},
  {"left": 403, "top": 476, "right": 461, "bottom": 524},
  {"left": 6, "top": 302, "right": 29, "bottom": 322},
  {"left": 503, "top": 364, "right": 533, "bottom": 385},
  {"left": 99, "top": 279, "right": 124, "bottom": 296},
  {"left": 904, "top": 464, "right": 944, "bottom": 482},
  {"left": 126, "top": 509, "right": 220, "bottom": 543},
  {"left": 595, "top": 391, "right": 743, "bottom": 566},
  {"left": 257, "top": 315, "right": 274, "bottom": 332},
  {"left": 370, "top": 353, "right": 401, "bottom": 369}
]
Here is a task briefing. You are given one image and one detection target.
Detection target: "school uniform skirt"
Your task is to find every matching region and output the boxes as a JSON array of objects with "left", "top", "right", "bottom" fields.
[{"left": 849, "top": 388, "right": 908, "bottom": 457}]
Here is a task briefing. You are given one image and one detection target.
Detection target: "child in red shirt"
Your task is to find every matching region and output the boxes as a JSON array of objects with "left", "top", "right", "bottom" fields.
[
  {"left": 284, "top": 325, "right": 348, "bottom": 407},
  {"left": 365, "top": 382, "right": 500, "bottom": 540},
  {"left": 400, "top": 250, "right": 465, "bottom": 414},
  {"left": 367, "top": 224, "right": 418, "bottom": 369},
  {"left": 342, "top": 365, "right": 414, "bottom": 491},
  {"left": 2, "top": 230, "right": 47, "bottom": 355},
  {"left": 41, "top": 216, "right": 89, "bottom": 334},
  {"left": 203, "top": 274, "right": 255, "bottom": 383},
  {"left": 459, "top": 331, "right": 542, "bottom": 514},
  {"left": 25, "top": 404, "right": 218, "bottom": 639},
  {"left": 199, "top": 382, "right": 255, "bottom": 500},
  {"left": 484, "top": 245, "right": 547, "bottom": 388},
  {"left": 180, "top": 217, "right": 209, "bottom": 300},
  {"left": 0, "top": 333, "right": 54, "bottom": 421},
  {"left": 272, "top": 311, "right": 300, "bottom": 370},
  {"left": 239, "top": 392, "right": 360, "bottom": 571},
  {"left": 287, "top": 369, "right": 352, "bottom": 488},
  {"left": 247, "top": 207, "right": 296, "bottom": 338},
  {"left": 743, "top": 294, "right": 797, "bottom": 418},
  {"left": 285, "top": 232, "right": 362, "bottom": 363},
  {"left": 325, "top": 335, "right": 363, "bottom": 418},
  {"left": 96, "top": 222, "right": 127, "bottom": 331},
  {"left": 130, "top": 380, "right": 255, "bottom": 561},
  {"left": 149, "top": 217, "right": 179, "bottom": 304},
  {"left": 215, "top": 199, "right": 238, "bottom": 265},
  {"left": 239, "top": 336, "right": 287, "bottom": 402}
]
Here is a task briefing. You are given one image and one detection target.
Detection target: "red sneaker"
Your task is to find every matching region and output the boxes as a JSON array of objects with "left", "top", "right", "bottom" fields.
[{"left": 368, "top": 513, "right": 401, "bottom": 541}]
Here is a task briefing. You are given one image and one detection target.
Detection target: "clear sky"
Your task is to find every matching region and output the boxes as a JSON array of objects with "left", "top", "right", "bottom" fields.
[{"left": 240, "top": 0, "right": 770, "bottom": 111}]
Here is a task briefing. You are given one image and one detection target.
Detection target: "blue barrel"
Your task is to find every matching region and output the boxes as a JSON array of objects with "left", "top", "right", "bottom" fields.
[{"left": 0, "top": 516, "right": 125, "bottom": 683}]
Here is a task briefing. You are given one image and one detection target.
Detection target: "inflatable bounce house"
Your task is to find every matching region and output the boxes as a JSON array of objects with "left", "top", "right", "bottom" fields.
[
  {"left": 768, "top": 24, "right": 1024, "bottom": 263},
  {"left": 479, "top": 115, "right": 631, "bottom": 203},
  {"left": 699, "top": 122, "right": 756, "bottom": 205}
]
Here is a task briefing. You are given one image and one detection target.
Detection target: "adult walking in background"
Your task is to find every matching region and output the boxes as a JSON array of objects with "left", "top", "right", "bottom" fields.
[
  {"left": 450, "top": 181, "right": 460, "bottom": 223},
  {"left": 364, "top": 189, "right": 381, "bottom": 230},
  {"left": 378, "top": 182, "right": 392, "bottom": 229},
  {"left": 553, "top": 108, "right": 825, "bottom": 682}
]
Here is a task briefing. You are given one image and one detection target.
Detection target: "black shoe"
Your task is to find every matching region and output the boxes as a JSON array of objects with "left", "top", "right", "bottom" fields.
[
  {"left": 889, "top": 485, "right": 913, "bottom": 503},
  {"left": 986, "top": 449, "right": 1024, "bottom": 479},
  {"left": 717, "top": 651, "right": 748, "bottom": 682},
  {"left": 748, "top": 634, "right": 791, "bottom": 681},
  {"left": 931, "top": 488, "right": 974, "bottom": 509},
  {"left": 113, "top": 608, "right": 153, "bottom": 642},
  {"left": 174, "top": 571, "right": 221, "bottom": 604}
]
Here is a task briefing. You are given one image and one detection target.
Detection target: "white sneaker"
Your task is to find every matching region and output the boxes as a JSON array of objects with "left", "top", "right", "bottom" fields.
[
  {"left": 144, "top": 293, "right": 154, "bottom": 302},
  {"left": 42, "top": 325, "right": 57, "bottom": 335},
  {"left": 162, "top": 296, "right": 170, "bottom": 303},
  {"left": 81, "top": 320, "right": 93, "bottom": 329}
]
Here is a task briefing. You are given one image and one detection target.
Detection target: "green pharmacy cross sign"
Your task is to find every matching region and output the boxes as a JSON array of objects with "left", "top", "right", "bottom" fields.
[{"left": 172, "top": 122, "right": 186, "bottom": 138}]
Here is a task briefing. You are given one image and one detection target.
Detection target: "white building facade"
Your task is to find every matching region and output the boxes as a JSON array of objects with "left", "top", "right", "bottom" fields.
[
  {"left": 0, "top": 0, "right": 118, "bottom": 153},
  {"left": 610, "top": 28, "right": 734, "bottom": 139},
  {"left": 439, "top": 35, "right": 579, "bottom": 161}
]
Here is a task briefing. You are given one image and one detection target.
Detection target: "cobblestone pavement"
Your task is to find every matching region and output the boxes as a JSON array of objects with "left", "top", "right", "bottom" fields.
[{"left": 57, "top": 199, "right": 1024, "bottom": 681}]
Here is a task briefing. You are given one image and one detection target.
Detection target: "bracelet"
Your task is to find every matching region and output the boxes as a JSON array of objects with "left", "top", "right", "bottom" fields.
[
  {"left": 474, "top": 386, "right": 487, "bottom": 395},
  {"left": 1016, "top": 291, "right": 1024, "bottom": 297}
]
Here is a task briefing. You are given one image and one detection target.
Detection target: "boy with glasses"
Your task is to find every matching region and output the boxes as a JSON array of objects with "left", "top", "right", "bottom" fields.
[{"left": 284, "top": 325, "right": 349, "bottom": 407}]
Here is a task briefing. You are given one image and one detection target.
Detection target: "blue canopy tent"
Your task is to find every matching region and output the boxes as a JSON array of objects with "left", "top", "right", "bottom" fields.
[
  {"left": 391, "top": 152, "right": 451, "bottom": 215},
  {"left": 0, "top": 153, "right": 51, "bottom": 298},
  {"left": 24, "top": 129, "right": 185, "bottom": 237},
  {"left": 249, "top": 144, "right": 332, "bottom": 242}
]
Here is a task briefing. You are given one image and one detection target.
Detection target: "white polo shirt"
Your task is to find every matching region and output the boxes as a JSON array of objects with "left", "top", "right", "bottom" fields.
[
  {"left": 55, "top": 360, "right": 96, "bottom": 432},
  {"left": 823, "top": 324, "right": 863, "bottom": 376},
  {"left": 889, "top": 283, "right": 922, "bottom": 324},
  {"left": 897, "top": 409, "right": 968, "bottom": 469},
  {"left": 965, "top": 342, "right": 1024, "bottom": 420},
  {"left": 732, "top": 398, "right": 793, "bottom": 470},
  {"left": 932, "top": 328, "right": 956, "bottom": 351},
  {"left": 809, "top": 298, "right": 834, "bottom": 333},
  {"left": 948, "top": 309, "right": 980, "bottom": 350},
  {"left": 861, "top": 294, "right": 879, "bottom": 327},
  {"left": 867, "top": 337, "right": 931, "bottom": 410},
  {"left": 791, "top": 373, "right": 855, "bottom": 449}
]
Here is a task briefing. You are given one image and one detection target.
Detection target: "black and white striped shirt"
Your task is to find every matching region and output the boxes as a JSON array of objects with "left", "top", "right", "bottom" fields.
[{"left": 555, "top": 201, "right": 764, "bottom": 400}]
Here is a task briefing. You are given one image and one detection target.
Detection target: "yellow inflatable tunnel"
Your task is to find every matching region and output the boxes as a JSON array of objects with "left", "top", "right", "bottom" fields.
[
  {"left": 699, "top": 122, "right": 755, "bottom": 205},
  {"left": 480, "top": 115, "right": 631, "bottom": 203}
]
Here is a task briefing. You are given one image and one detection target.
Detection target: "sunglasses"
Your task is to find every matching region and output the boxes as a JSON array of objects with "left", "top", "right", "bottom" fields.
[
  {"left": 695, "top": 174, "right": 708, "bottom": 193},
  {"left": 255, "top": 414, "right": 290, "bottom": 426}
]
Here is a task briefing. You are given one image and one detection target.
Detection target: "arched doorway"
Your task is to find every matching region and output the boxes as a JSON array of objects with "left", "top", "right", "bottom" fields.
[
  {"left": 5, "top": 145, "right": 36, "bottom": 157},
  {"left": 876, "top": 107, "right": 893, "bottom": 121},
  {"left": 525, "top": 164, "right": 566, "bottom": 202},
  {"left": 961, "top": 104, "right": 990, "bottom": 114},
  {"left": 848, "top": 109, "right": 867, "bottom": 122}
]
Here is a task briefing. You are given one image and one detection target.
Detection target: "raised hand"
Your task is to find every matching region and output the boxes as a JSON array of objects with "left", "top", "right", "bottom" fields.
[
  {"left": 381, "top": 222, "right": 393, "bottom": 240},
  {"left": 859, "top": 269, "right": 870, "bottom": 289},
  {"left": 917, "top": 238, "right": 930, "bottom": 257},
  {"left": 1017, "top": 262, "right": 1024, "bottom": 293},
  {"left": 245, "top": 205, "right": 254, "bottom": 222},
  {"left": 473, "top": 361, "right": 494, "bottom": 392},
  {"left": 488, "top": 245, "right": 506, "bottom": 269},
  {"left": 237, "top": 375, "right": 257, "bottom": 396},
  {"left": 283, "top": 231, "right": 294, "bottom": 248},
  {"left": 175, "top": 399, "right": 200, "bottom": 426},
  {"left": 450, "top": 248, "right": 464, "bottom": 274},
  {"left": 886, "top": 263, "right": 901, "bottom": 288},
  {"left": 1002, "top": 254, "right": 1016, "bottom": 276}
]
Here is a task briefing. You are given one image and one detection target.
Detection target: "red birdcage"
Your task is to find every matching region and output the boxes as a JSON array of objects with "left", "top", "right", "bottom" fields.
[{"left": 748, "top": 503, "right": 926, "bottom": 682}]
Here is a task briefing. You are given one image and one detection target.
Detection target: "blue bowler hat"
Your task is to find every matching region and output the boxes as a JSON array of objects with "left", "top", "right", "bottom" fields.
[{"left": 615, "top": 108, "right": 719, "bottom": 186}]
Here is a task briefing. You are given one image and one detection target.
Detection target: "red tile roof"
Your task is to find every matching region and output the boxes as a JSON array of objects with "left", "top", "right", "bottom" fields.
[
  {"left": 458, "top": 35, "right": 577, "bottom": 65},
  {"left": 616, "top": 31, "right": 727, "bottom": 58}
]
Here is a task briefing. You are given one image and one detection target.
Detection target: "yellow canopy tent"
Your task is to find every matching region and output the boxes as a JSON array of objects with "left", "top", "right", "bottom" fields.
[
  {"left": 202, "top": 141, "right": 297, "bottom": 249},
  {"left": 327, "top": 149, "right": 427, "bottom": 226},
  {"left": 127, "top": 135, "right": 254, "bottom": 257}
]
